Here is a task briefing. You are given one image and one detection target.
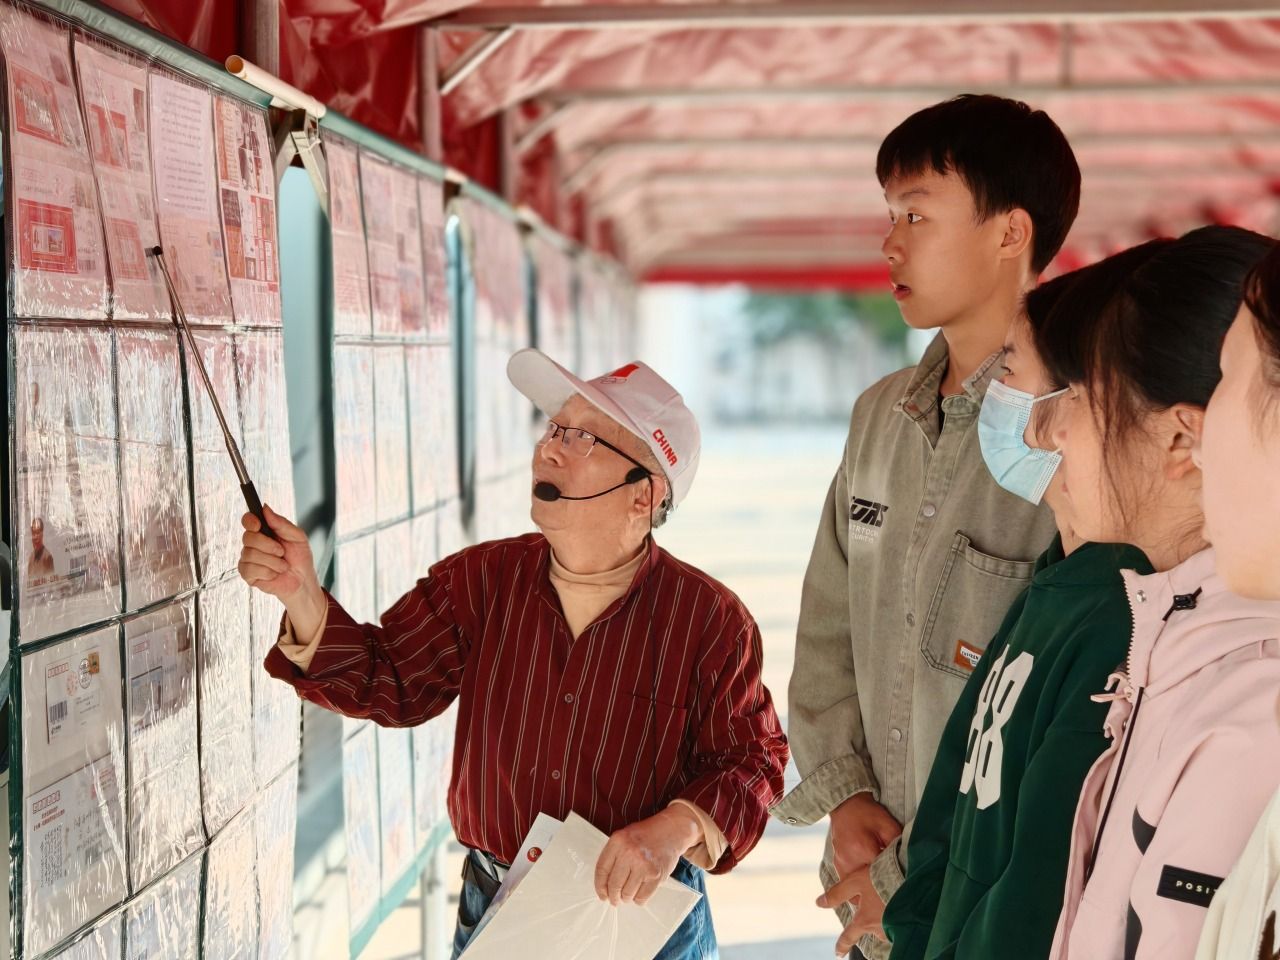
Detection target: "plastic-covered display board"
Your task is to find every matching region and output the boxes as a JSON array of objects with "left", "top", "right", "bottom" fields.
[
  {"left": 528, "top": 230, "right": 577, "bottom": 373},
  {"left": 73, "top": 37, "right": 167, "bottom": 321},
  {"left": 459, "top": 197, "right": 535, "bottom": 543},
  {"left": 197, "top": 577, "right": 255, "bottom": 837},
  {"left": 0, "top": 5, "right": 108, "bottom": 319},
  {"left": 324, "top": 132, "right": 463, "bottom": 956},
  {"left": 577, "top": 253, "right": 634, "bottom": 378},
  {"left": 148, "top": 70, "right": 233, "bottom": 326},
  {"left": 325, "top": 135, "right": 372, "bottom": 338},
  {"left": 12, "top": 325, "right": 121, "bottom": 644},
  {"left": 1, "top": 6, "right": 298, "bottom": 957}
]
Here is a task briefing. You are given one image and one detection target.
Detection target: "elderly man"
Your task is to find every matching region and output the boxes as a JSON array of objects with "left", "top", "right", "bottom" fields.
[{"left": 238, "top": 349, "right": 788, "bottom": 959}]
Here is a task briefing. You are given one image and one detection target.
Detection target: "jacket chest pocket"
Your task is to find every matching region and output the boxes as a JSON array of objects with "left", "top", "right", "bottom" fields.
[{"left": 919, "top": 532, "right": 1036, "bottom": 680}]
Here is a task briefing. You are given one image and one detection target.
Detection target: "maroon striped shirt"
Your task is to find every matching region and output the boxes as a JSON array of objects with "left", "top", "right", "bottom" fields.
[{"left": 263, "top": 534, "right": 788, "bottom": 872}]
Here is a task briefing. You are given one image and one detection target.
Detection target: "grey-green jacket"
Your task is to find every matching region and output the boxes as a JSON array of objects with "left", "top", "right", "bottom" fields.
[{"left": 771, "top": 333, "right": 1057, "bottom": 959}]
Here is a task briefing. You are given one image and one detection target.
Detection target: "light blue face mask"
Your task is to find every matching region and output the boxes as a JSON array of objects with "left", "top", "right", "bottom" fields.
[{"left": 978, "top": 379, "right": 1068, "bottom": 505}]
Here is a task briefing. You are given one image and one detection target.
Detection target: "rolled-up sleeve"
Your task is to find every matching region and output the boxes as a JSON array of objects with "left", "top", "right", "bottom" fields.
[
  {"left": 263, "top": 558, "right": 471, "bottom": 727},
  {"left": 679, "top": 618, "right": 789, "bottom": 874}
]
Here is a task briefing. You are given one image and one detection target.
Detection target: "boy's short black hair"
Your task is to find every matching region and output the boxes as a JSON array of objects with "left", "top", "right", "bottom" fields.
[{"left": 876, "top": 94, "right": 1081, "bottom": 274}]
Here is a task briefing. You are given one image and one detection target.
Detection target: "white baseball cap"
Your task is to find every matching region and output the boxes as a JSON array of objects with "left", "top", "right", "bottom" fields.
[{"left": 507, "top": 348, "right": 701, "bottom": 510}]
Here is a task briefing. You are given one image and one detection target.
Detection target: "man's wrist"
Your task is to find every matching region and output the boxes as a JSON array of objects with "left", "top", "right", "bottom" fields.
[
  {"left": 831, "top": 788, "right": 876, "bottom": 819},
  {"left": 660, "top": 803, "right": 703, "bottom": 849},
  {"left": 284, "top": 584, "right": 327, "bottom": 642}
]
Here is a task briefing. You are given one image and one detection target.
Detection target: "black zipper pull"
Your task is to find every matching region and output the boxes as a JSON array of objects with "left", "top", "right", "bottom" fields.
[{"left": 1162, "top": 587, "right": 1203, "bottom": 622}]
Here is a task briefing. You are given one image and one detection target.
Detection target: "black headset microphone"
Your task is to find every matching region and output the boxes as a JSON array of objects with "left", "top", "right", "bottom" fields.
[{"left": 532, "top": 466, "right": 649, "bottom": 502}]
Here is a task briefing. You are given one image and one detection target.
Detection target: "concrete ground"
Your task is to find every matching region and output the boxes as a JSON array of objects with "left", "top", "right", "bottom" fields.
[
  {"left": 356, "top": 424, "right": 849, "bottom": 959},
  {"left": 658, "top": 424, "right": 845, "bottom": 960}
]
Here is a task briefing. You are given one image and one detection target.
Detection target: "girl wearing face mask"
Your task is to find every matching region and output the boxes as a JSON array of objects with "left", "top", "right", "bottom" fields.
[
  {"left": 1037, "top": 226, "right": 1280, "bottom": 960},
  {"left": 1193, "top": 244, "right": 1280, "bottom": 960},
  {"left": 883, "top": 241, "right": 1165, "bottom": 960}
]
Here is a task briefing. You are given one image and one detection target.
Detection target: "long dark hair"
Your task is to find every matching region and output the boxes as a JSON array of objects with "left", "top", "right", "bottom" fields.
[
  {"left": 1033, "top": 225, "right": 1273, "bottom": 519},
  {"left": 1023, "top": 240, "right": 1171, "bottom": 439},
  {"left": 1243, "top": 243, "right": 1280, "bottom": 406},
  {"left": 1024, "top": 239, "right": 1172, "bottom": 389}
]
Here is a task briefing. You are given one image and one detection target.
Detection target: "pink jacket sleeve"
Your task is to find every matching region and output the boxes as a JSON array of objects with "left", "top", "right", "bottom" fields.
[{"left": 1127, "top": 657, "right": 1280, "bottom": 958}]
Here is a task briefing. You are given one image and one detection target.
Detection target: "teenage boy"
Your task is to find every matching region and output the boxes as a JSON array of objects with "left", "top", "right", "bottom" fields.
[{"left": 771, "top": 95, "right": 1080, "bottom": 960}]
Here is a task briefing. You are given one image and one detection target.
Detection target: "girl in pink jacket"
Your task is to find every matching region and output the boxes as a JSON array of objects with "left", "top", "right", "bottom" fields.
[
  {"left": 1194, "top": 243, "right": 1280, "bottom": 959},
  {"left": 1028, "top": 226, "right": 1280, "bottom": 960}
]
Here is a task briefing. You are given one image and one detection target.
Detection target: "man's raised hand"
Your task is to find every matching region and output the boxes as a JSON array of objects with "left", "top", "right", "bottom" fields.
[{"left": 238, "top": 505, "right": 328, "bottom": 642}]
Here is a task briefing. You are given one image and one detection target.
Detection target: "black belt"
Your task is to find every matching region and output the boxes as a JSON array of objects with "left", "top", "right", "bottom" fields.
[{"left": 462, "top": 847, "right": 510, "bottom": 901}]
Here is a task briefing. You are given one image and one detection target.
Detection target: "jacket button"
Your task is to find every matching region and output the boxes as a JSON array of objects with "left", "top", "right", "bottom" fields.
[
  {"left": 890, "top": 728, "right": 903, "bottom": 742},
  {"left": 564, "top": 693, "right": 574, "bottom": 704},
  {"left": 551, "top": 770, "right": 561, "bottom": 780},
  {"left": 906, "top": 613, "right": 916, "bottom": 627},
  {"left": 922, "top": 503, "right": 936, "bottom": 518}
]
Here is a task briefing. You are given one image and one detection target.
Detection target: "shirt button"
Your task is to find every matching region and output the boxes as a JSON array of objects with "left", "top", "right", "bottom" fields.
[
  {"left": 890, "top": 728, "right": 903, "bottom": 743},
  {"left": 922, "top": 503, "right": 936, "bottom": 518},
  {"left": 906, "top": 612, "right": 916, "bottom": 627},
  {"left": 551, "top": 770, "right": 561, "bottom": 781},
  {"left": 1136, "top": 590, "right": 1148, "bottom": 603},
  {"left": 563, "top": 693, "right": 575, "bottom": 704}
]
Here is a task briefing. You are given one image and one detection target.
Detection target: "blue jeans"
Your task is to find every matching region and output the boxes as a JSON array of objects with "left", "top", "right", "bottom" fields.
[{"left": 451, "top": 851, "right": 718, "bottom": 959}]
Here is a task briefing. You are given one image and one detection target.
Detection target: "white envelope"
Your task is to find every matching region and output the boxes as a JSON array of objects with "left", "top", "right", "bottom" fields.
[
  {"left": 462, "top": 812, "right": 701, "bottom": 960},
  {"left": 469, "top": 811, "right": 563, "bottom": 943}
]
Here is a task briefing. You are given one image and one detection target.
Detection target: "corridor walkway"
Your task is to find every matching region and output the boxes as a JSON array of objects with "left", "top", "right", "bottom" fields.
[{"left": 658, "top": 424, "right": 847, "bottom": 959}]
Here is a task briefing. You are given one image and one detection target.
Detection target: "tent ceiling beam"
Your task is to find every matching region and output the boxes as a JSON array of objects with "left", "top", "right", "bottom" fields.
[
  {"left": 431, "top": 1, "right": 1280, "bottom": 30},
  {"left": 598, "top": 162, "right": 1267, "bottom": 202},
  {"left": 543, "top": 79, "right": 1280, "bottom": 106},
  {"left": 565, "top": 131, "right": 1280, "bottom": 193},
  {"left": 516, "top": 101, "right": 574, "bottom": 154},
  {"left": 440, "top": 27, "right": 515, "bottom": 96}
]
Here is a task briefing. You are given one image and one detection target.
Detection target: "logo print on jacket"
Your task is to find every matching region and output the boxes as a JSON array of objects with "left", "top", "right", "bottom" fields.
[
  {"left": 960, "top": 647, "right": 1034, "bottom": 810},
  {"left": 849, "top": 496, "right": 889, "bottom": 544}
]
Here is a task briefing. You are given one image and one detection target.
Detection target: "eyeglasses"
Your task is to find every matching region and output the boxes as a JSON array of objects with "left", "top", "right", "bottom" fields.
[{"left": 538, "top": 420, "right": 648, "bottom": 470}]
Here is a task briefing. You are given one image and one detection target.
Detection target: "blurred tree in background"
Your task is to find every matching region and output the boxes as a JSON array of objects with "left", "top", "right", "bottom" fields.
[{"left": 745, "top": 292, "right": 910, "bottom": 351}]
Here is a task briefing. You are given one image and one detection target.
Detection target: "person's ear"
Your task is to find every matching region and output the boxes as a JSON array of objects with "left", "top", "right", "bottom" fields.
[
  {"left": 998, "top": 208, "right": 1034, "bottom": 263},
  {"left": 1165, "top": 404, "right": 1205, "bottom": 481},
  {"left": 632, "top": 475, "right": 668, "bottom": 523},
  {"left": 630, "top": 474, "right": 654, "bottom": 517}
]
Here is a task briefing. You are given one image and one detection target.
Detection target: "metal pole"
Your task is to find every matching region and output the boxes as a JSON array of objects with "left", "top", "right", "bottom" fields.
[
  {"left": 238, "top": 0, "right": 279, "bottom": 76},
  {"left": 148, "top": 246, "right": 276, "bottom": 539},
  {"left": 539, "top": 77, "right": 1280, "bottom": 105},
  {"left": 420, "top": 27, "right": 445, "bottom": 163},
  {"left": 497, "top": 107, "right": 518, "bottom": 201},
  {"left": 430, "top": 0, "right": 1280, "bottom": 29}
]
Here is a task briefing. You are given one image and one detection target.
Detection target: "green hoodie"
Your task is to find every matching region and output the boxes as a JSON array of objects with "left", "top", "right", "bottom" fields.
[{"left": 883, "top": 536, "right": 1153, "bottom": 960}]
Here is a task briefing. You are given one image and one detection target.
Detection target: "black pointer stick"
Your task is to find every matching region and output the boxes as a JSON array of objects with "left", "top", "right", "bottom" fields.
[{"left": 148, "top": 245, "right": 277, "bottom": 542}]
